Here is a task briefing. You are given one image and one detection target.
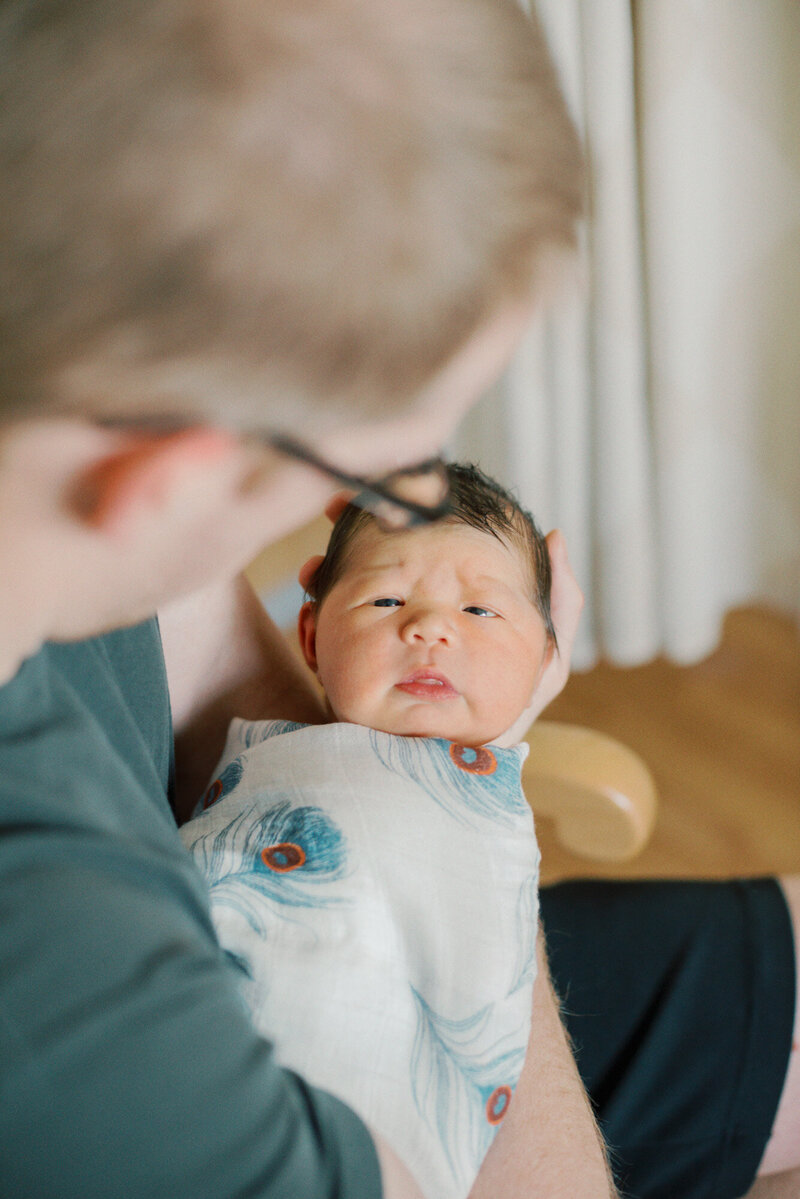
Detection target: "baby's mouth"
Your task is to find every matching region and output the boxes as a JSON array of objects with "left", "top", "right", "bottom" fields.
[{"left": 395, "top": 669, "right": 458, "bottom": 700}]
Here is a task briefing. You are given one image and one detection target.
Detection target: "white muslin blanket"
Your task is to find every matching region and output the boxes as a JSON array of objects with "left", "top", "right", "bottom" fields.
[{"left": 181, "top": 719, "right": 539, "bottom": 1199}]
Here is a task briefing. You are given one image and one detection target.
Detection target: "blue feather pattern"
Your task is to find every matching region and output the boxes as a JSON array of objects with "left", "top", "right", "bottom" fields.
[
  {"left": 410, "top": 988, "right": 526, "bottom": 1188},
  {"left": 238, "top": 719, "right": 308, "bottom": 748},
  {"left": 368, "top": 732, "right": 528, "bottom": 828},
  {"left": 197, "top": 756, "right": 245, "bottom": 813},
  {"left": 189, "top": 800, "right": 350, "bottom": 939}
]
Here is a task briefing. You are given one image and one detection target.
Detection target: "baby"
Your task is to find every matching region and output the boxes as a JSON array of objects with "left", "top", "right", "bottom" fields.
[{"left": 181, "top": 463, "right": 556, "bottom": 1199}]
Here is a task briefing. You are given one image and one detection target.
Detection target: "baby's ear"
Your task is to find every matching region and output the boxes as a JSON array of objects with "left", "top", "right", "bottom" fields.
[{"left": 297, "top": 601, "right": 319, "bottom": 673}]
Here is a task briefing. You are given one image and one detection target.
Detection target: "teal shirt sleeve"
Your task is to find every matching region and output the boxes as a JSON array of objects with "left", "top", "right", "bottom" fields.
[{"left": 0, "top": 624, "right": 382, "bottom": 1199}]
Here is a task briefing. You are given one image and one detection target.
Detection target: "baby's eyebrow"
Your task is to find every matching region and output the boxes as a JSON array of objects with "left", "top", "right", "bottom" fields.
[
  {"left": 469, "top": 574, "right": 519, "bottom": 596},
  {"left": 466, "top": 575, "right": 538, "bottom": 610},
  {"left": 351, "top": 560, "right": 405, "bottom": 577}
]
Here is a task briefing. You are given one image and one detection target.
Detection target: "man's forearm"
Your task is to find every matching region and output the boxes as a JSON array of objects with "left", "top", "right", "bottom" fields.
[
  {"left": 469, "top": 930, "right": 618, "bottom": 1199},
  {"left": 159, "top": 573, "right": 325, "bottom": 820}
]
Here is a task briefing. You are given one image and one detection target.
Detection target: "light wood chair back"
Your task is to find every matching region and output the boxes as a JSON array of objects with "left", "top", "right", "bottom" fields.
[{"left": 523, "top": 722, "right": 658, "bottom": 862}]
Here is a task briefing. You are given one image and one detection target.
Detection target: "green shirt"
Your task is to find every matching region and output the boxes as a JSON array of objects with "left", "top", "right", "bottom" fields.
[{"left": 0, "top": 620, "right": 381, "bottom": 1198}]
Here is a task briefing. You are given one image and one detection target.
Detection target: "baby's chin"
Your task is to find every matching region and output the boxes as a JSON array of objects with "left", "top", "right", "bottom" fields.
[{"left": 344, "top": 711, "right": 505, "bottom": 748}]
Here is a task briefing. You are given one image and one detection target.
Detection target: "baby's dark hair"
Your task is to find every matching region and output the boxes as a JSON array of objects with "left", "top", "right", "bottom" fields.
[{"left": 306, "top": 461, "right": 556, "bottom": 644}]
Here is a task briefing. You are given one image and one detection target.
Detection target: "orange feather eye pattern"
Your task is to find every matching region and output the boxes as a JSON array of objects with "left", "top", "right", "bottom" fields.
[
  {"left": 449, "top": 744, "right": 497, "bottom": 775},
  {"left": 251, "top": 803, "right": 348, "bottom": 890},
  {"left": 200, "top": 758, "right": 244, "bottom": 810},
  {"left": 369, "top": 730, "right": 527, "bottom": 826},
  {"left": 485, "top": 1085, "right": 512, "bottom": 1125},
  {"left": 261, "top": 842, "right": 306, "bottom": 872},
  {"left": 190, "top": 798, "right": 348, "bottom": 932},
  {"left": 201, "top": 778, "right": 223, "bottom": 810}
]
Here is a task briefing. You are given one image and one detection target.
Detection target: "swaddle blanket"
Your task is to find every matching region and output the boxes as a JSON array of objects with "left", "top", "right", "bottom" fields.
[{"left": 181, "top": 718, "right": 539, "bottom": 1199}]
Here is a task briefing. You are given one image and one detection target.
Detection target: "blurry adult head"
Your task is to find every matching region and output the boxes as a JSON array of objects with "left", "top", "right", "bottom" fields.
[
  {"left": 1, "top": 0, "right": 582, "bottom": 435},
  {"left": 0, "top": 0, "right": 582, "bottom": 679}
]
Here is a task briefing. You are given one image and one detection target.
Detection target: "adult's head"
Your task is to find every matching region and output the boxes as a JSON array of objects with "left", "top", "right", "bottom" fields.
[
  {"left": 0, "top": 0, "right": 581, "bottom": 679},
  {"left": 1, "top": 0, "right": 581, "bottom": 432}
]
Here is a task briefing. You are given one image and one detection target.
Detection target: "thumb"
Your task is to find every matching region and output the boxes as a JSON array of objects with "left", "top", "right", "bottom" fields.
[
  {"left": 298, "top": 554, "right": 325, "bottom": 592},
  {"left": 324, "top": 490, "right": 356, "bottom": 523}
]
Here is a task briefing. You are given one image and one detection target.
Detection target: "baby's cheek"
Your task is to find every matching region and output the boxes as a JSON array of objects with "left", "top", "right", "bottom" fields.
[
  {"left": 481, "top": 670, "right": 535, "bottom": 727},
  {"left": 326, "top": 678, "right": 380, "bottom": 727}
]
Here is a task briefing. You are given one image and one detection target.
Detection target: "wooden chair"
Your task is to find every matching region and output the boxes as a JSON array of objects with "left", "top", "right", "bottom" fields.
[{"left": 523, "top": 721, "right": 657, "bottom": 862}]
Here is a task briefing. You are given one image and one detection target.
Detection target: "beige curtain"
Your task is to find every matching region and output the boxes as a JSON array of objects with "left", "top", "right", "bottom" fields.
[{"left": 456, "top": 0, "right": 800, "bottom": 668}]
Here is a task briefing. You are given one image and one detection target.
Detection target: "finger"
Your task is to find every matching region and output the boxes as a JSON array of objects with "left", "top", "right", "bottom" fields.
[
  {"left": 298, "top": 554, "right": 325, "bottom": 592},
  {"left": 523, "top": 530, "right": 584, "bottom": 722},
  {"left": 545, "top": 529, "right": 584, "bottom": 654},
  {"left": 324, "top": 490, "right": 356, "bottom": 523}
]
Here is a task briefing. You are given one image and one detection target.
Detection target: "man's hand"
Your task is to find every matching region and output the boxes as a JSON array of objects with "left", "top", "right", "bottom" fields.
[
  {"left": 297, "top": 490, "right": 354, "bottom": 593},
  {"left": 529, "top": 528, "right": 584, "bottom": 719},
  {"left": 493, "top": 528, "right": 584, "bottom": 744}
]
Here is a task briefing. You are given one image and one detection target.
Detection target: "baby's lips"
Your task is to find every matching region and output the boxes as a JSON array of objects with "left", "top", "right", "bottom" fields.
[
  {"left": 399, "top": 667, "right": 454, "bottom": 688},
  {"left": 395, "top": 668, "right": 459, "bottom": 698}
]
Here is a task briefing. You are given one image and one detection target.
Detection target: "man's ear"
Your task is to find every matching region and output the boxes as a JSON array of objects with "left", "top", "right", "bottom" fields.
[
  {"left": 297, "top": 600, "right": 319, "bottom": 673},
  {"left": 70, "top": 426, "right": 236, "bottom": 533}
]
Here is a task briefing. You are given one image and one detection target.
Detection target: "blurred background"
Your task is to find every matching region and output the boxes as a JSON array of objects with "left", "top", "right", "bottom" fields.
[
  {"left": 249, "top": 0, "right": 800, "bottom": 884},
  {"left": 458, "top": 0, "right": 800, "bottom": 669}
]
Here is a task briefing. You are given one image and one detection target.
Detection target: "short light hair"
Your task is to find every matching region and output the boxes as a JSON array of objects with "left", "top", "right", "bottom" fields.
[{"left": 1, "top": 0, "right": 582, "bottom": 428}]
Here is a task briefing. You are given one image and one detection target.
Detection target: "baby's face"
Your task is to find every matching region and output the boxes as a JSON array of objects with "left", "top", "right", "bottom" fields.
[{"left": 301, "top": 521, "right": 552, "bottom": 746}]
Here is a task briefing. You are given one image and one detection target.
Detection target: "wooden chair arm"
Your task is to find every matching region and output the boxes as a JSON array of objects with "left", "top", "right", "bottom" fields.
[{"left": 522, "top": 721, "right": 658, "bottom": 863}]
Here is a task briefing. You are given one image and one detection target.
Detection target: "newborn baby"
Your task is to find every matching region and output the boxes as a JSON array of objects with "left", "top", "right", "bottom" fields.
[{"left": 181, "top": 462, "right": 555, "bottom": 1199}]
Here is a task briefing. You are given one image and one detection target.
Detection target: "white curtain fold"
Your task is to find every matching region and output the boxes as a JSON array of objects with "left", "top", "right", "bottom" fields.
[{"left": 456, "top": 0, "right": 800, "bottom": 668}]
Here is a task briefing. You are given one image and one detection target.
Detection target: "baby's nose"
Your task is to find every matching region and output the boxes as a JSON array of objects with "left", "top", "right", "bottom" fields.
[{"left": 400, "top": 605, "right": 454, "bottom": 644}]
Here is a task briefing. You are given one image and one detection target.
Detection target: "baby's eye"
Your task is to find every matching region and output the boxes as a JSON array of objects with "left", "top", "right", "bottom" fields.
[
  {"left": 372, "top": 597, "right": 403, "bottom": 607},
  {"left": 464, "top": 605, "right": 497, "bottom": 618}
]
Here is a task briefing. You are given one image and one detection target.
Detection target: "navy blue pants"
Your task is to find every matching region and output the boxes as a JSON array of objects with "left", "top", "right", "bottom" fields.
[{"left": 541, "top": 878, "right": 796, "bottom": 1199}]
